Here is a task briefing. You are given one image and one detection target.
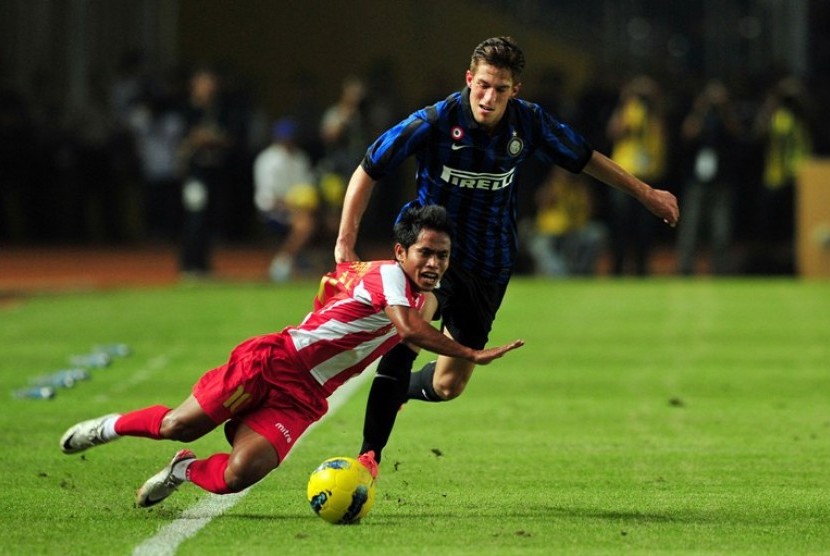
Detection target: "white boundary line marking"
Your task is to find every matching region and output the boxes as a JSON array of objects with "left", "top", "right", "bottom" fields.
[{"left": 132, "top": 368, "right": 375, "bottom": 556}]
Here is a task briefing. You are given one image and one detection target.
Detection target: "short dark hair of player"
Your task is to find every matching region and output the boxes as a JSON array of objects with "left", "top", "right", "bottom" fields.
[
  {"left": 394, "top": 205, "right": 454, "bottom": 249},
  {"left": 470, "top": 36, "right": 526, "bottom": 80}
]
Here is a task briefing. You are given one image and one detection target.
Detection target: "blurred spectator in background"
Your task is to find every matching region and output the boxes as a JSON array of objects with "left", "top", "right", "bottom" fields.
[
  {"left": 516, "top": 65, "right": 580, "bottom": 220},
  {"left": 213, "top": 67, "right": 261, "bottom": 242},
  {"left": 253, "top": 118, "right": 319, "bottom": 282},
  {"left": 364, "top": 60, "right": 403, "bottom": 143},
  {"left": 178, "top": 66, "right": 235, "bottom": 276},
  {"left": 361, "top": 60, "right": 407, "bottom": 238},
  {"left": 108, "top": 51, "right": 155, "bottom": 240},
  {"left": 748, "top": 76, "right": 812, "bottom": 274},
  {"left": 127, "top": 80, "right": 187, "bottom": 242},
  {"left": 675, "top": 80, "right": 742, "bottom": 275},
  {"left": 285, "top": 70, "right": 325, "bottom": 164},
  {"left": 320, "top": 75, "right": 368, "bottom": 179},
  {"left": 317, "top": 75, "right": 368, "bottom": 235},
  {"left": 524, "top": 166, "right": 607, "bottom": 277},
  {"left": 110, "top": 51, "right": 149, "bottom": 129},
  {"left": 606, "top": 75, "right": 668, "bottom": 276}
]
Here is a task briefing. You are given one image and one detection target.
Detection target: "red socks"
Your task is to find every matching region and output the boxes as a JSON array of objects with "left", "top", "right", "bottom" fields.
[
  {"left": 113, "top": 405, "right": 234, "bottom": 495},
  {"left": 187, "top": 453, "right": 233, "bottom": 494},
  {"left": 113, "top": 405, "right": 170, "bottom": 439}
]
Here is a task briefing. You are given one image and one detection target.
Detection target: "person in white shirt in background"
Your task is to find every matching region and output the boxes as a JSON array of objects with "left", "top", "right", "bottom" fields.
[{"left": 253, "top": 118, "right": 319, "bottom": 282}]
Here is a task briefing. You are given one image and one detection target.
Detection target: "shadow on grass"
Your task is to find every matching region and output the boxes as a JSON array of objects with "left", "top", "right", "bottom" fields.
[
  {"left": 216, "top": 502, "right": 808, "bottom": 528},
  {"left": 214, "top": 507, "right": 679, "bottom": 524}
]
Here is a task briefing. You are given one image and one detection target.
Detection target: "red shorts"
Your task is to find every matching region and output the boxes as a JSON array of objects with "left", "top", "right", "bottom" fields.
[{"left": 193, "top": 334, "right": 329, "bottom": 462}]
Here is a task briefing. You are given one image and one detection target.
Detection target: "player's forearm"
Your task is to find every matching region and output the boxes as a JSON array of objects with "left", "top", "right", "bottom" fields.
[
  {"left": 398, "top": 320, "right": 477, "bottom": 362},
  {"left": 337, "top": 169, "right": 375, "bottom": 240},
  {"left": 335, "top": 166, "right": 376, "bottom": 260},
  {"left": 584, "top": 150, "right": 679, "bottom": 226},
  {"left": 583, "top": 151, "right": 650, "bottom": 200}
]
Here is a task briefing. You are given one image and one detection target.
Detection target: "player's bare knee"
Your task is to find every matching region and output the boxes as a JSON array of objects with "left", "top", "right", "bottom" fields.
[
  {"left": 222, "top": 469, "right": 255, "bottom": 493},
  {"left": 225, "top": 454, "right": 273, "bottom": 492},
  {"left": 432, "top": 359, "right": 474, "bottom": 401},
  {"left": 433, "top": 379, "right": 466, "bottom": 400},
  {"left": 159, "top": 414, "right": 201, "bottom": 442}
]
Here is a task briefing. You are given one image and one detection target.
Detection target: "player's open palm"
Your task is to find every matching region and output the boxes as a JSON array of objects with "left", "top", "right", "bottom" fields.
[{"left": 472, "top": 339, "right": 525, "bottom": 365}]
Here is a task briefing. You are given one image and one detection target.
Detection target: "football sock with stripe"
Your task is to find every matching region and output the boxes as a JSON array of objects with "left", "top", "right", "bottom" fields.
[{"left": 407, "top": 360, "right": 444, "bottom": 402}]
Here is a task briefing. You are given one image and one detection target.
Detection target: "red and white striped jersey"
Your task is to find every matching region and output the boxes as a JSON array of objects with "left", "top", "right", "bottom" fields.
[{"left": 283, "top": 261, "right": 425, "bottom": 396}]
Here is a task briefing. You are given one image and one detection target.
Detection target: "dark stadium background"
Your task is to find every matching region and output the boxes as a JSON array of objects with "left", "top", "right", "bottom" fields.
[{"left": 1, "top": 0, "right": 828, "bottom": 286}]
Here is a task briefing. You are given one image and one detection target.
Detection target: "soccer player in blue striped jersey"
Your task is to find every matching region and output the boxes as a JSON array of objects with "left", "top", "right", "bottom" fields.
[{"left": 336, "top": 37, "right": 680, "bottom": 466}]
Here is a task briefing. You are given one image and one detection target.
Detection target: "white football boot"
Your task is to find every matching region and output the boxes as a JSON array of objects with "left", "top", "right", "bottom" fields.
[
  {"left": 135, "top": 449, "right": 196, "bottom": 508},
  {"left": 60, "top": 414, "right": 121, "bottom": 454}
]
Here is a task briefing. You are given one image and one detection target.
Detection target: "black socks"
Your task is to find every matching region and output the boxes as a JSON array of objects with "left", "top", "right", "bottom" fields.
[{"left": 360, "top": 344, "right": 418, "bottom": 462}]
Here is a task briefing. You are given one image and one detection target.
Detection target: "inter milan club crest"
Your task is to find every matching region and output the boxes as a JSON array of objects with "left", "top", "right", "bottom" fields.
[
  {"left": 451, "top": 126, "right": 464, "bottom": 141},
  {"left": 507, "top": 133, "right": 523, "bottom": 157}
]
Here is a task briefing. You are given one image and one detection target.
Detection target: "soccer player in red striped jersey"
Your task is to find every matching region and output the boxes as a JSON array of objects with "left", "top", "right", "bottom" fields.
[{"left": 58, "top": 205, "right": 523, "bottom": 508}]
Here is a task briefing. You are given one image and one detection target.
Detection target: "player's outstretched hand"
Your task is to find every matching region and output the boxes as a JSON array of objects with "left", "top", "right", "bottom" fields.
[
  {"left": 643, "top": 188, "right": 680, "bottom": 227},
  {"left": 471, "top": 339, "right": 525, "bottom": 365}
]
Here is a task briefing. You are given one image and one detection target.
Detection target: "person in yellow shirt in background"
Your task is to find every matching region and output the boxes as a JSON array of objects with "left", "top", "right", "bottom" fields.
[
  {"left": 606, "top": 75, "right": 668, "bottom": 276},
  {"left": 525, "top": 166, "right": 607, "bottom": 277},
  {"left": 748, "top": 77, "right": 812, "bottom": 274}
]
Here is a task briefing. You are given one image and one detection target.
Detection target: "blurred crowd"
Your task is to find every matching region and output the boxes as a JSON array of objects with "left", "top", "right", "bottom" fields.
[
  {"left": 520, "top": 71, "right": 817, "bottom": 277},
  {"left": 0, "top": 53, "right": 821, "bottom": 279}
]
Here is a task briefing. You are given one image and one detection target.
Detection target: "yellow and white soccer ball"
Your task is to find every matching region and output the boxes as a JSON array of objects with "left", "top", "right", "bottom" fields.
[{"left": 307, "top": 456, "right": 376, "bottom": 524}]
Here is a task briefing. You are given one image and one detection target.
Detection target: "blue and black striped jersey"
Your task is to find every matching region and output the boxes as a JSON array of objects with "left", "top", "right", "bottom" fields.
[{"left": 361, "top": 87, "right": 593, "bottom": 284}]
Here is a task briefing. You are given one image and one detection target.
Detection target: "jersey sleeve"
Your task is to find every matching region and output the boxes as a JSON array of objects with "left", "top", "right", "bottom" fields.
[
  {"left": 377, "top": 263, "right": 415, "bottom": 307},
  {"left": 315, "top": 261, "right": 420, "bottom": 314},
  {"left": 352, "top": 262, "right": 420, "bottom": 312},
  {"left": 313, "top": 261, "right": 371, "bottom": 310},
  {"left": 531, "top": 103, "right": 594, "bottom": 173},
  {"left": 361, "top": 112, "right": 433, "bottom": 180}
]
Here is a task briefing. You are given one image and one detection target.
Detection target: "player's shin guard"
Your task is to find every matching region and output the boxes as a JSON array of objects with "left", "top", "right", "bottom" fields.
[
  {"left": 360, "top": 344, "right": 418, "bottom": 462},
  {"left": 407, "top": 361, "right": 444, "bottom": 402},
  {"left": 113, "top": 405, "right": 171, "bottom": 439},
  {"left": 186, "top": 453, "right": 234, "bottom": 494}
]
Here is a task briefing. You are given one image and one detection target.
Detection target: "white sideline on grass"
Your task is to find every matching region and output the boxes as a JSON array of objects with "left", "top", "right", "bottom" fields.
[{"left": 132, "top": 366, "right": 375, "bottom": 556}]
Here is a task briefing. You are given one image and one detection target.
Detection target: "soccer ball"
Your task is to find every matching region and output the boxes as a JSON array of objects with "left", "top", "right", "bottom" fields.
[{"left": 307, "top": 456, "right": 376, "bottom": 524}]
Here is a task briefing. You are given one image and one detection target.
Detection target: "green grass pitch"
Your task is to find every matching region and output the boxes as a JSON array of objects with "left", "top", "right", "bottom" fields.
[{"left": 1, "top": 278, "right": 828, "bottom": 555}]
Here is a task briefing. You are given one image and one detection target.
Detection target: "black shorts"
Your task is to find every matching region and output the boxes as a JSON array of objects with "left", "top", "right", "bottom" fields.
[{"left": 433, "top": 265, "right": 508, "bottom": 350}]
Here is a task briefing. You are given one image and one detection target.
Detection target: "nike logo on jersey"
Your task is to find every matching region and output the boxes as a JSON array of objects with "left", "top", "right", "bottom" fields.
[{"left": 450, "top": 143, "right": 472, "bottom": 151}]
